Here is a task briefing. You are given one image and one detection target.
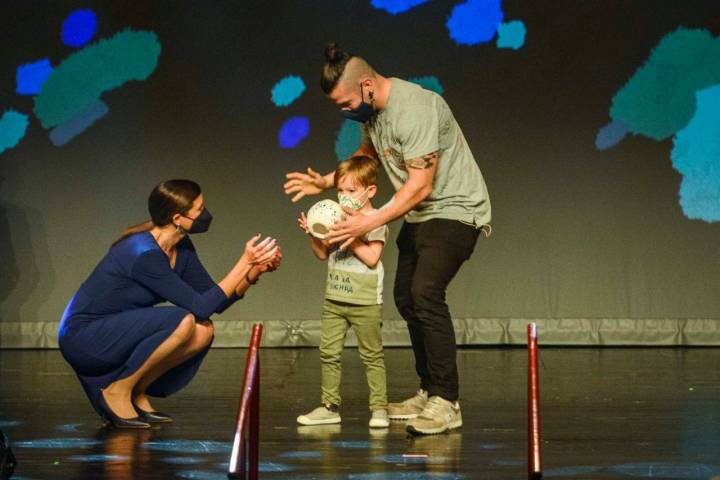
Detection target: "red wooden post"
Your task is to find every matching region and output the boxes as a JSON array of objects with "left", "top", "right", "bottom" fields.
[
  {"left": 228, "top": 323, "right": 263, "bottom": 479},
  {"left": 528, "top": 322, "right": 543, "bottom": 479}
]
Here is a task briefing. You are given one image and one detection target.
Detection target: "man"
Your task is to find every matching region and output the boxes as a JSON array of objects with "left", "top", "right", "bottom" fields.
[{"left": 284, "top": 43, "right": 491, "bottom": 435}]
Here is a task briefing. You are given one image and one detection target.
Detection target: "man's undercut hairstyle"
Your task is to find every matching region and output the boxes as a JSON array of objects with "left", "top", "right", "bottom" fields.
[{"left": 321, "top": 42, "right": 375, "bottom": 94}]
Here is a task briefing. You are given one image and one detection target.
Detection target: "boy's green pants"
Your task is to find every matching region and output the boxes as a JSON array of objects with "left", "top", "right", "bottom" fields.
[{"left": 319, "top": 299, "right": 387, "bottom": 411}]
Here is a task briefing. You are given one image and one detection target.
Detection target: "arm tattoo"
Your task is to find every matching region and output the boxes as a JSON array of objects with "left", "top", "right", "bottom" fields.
[{"left": 404, "top": 151, "right": 439, "bottom": 170}]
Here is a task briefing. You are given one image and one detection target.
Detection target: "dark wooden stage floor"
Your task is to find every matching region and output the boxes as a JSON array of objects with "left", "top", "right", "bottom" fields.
[{"left": 2, "top": 347, "right": 720, "bottom": 479}]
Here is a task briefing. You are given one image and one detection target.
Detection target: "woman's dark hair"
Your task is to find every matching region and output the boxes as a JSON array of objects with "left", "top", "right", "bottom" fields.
[
  {"left": 321, "top": 42, "right": 352, "bottom": 94},
  {"left": 112, "top": 179, "right": 201, "bottom": 246}
]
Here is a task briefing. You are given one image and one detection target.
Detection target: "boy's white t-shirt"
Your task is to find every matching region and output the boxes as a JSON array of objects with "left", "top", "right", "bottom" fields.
[{"left": 325, "top": 210, "right": 389, "bottom": 305}]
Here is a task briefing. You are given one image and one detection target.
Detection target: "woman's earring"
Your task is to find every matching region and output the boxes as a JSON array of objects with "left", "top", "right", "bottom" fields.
[{"left": 175, "top": 223, "right": 182, "bottom": 233}]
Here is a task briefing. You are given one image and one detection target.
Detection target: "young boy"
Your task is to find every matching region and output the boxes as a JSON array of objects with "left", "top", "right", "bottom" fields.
[{"left": 297, "top": 155, "right": 390, "bottom": 428}]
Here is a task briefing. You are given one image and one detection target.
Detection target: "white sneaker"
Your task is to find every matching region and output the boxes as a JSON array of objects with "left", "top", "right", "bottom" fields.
[
  {"left": 406, "top": 396, "right": 462, "bottom": 435},
  {"left": 369, "top": 409, "right": 389, "bottom": 428},
  {"left": 387, "top": 389, "right": 428, "bottom": 420},
  {"left": 296, "top": 405, "right": 341, "bottom": 426}
]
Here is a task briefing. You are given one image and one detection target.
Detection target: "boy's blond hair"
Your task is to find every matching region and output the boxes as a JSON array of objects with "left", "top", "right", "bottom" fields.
[{"left": 334, "top": 155, "right": 380, "bottom": 188}]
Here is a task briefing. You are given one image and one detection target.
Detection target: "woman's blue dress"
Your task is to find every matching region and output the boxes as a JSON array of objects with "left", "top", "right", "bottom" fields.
[{"left": 58, "top": 232, "right": 239, "bottom": 415}]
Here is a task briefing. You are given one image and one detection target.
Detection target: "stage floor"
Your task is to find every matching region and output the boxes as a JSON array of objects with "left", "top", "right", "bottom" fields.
[{"left": 1, "top": 347, "right": 720, "bottom": 479}]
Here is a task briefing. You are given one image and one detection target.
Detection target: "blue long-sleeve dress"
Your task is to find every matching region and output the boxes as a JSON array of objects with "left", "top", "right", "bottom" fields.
[{"left": 58, "top": 231, "right": 239, "bottom": 415}]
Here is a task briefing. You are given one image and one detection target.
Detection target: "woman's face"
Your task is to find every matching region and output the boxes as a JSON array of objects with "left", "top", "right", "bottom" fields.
[{"left": 175, "top": 193, "right": 205, "bottom": 231}]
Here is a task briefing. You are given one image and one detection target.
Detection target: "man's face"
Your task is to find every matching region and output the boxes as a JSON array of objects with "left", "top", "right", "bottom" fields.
[{"left": 329, "top": 82, "right": 364, "bottom": 112}]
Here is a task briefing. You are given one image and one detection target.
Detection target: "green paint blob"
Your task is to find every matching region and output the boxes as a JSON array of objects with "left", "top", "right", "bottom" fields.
[
  {"left": 610, "top": 28, "right": 720, "bottom": 141},
  {"left": 34, "top": 29, "right": 161, "bottom": 128}
]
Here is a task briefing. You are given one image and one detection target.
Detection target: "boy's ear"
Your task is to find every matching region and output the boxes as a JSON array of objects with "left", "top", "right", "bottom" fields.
[{"left": 366, "top": 185, "right": 377, "bottom": 198}]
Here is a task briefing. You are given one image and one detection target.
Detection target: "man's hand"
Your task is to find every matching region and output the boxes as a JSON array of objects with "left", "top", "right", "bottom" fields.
[
  {"left": 284, "top": 168, "right": 328, "bottom": 203},
  {"left": 326, "top": 208, "right": 375, "bottom": 250}
]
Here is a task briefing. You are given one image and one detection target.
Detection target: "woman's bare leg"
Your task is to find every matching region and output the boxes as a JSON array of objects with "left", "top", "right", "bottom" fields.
[
  {"left": 102, "top": 314, "right": 197, "bottom": 418},
  {"left": 132, "top": 320, "right": 215, "bottom": 412}
]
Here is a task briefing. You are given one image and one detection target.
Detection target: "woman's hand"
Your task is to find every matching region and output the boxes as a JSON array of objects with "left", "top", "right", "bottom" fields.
[
  {"left": 241, "top": 234, "right": 278, "bottom": 265},
  {"left": 284, "top": 168, "right": 328, "bottom": 203},
  {"left": 244, "top": 248, "right": 282, "bottom": 288}
]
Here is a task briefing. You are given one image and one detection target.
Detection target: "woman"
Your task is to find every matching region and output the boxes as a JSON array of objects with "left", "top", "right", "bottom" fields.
[{"left": 58, "top": 179, "right": 281, "bottom": 428}]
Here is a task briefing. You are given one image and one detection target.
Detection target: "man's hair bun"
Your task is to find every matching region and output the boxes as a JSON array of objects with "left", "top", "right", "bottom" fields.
[{"left": 325, "top": 42, "right": 351, "bottom": 64}]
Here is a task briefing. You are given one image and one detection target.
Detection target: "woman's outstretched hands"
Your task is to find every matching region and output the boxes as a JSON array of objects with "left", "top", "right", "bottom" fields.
[
  {"left": 242, "top": 234, "right": 278, "bottom": 265},
  {"left": 284, "top": 168, "right": 327, "bottom": 203}
]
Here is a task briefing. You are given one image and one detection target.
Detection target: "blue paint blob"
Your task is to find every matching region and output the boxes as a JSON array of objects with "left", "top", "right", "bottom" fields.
[
  {"left": 16, "top": 59, "right": 54, "bottom": 95},
  {"left": 335, "top": 119, "right": 362, "bottom": 161},
  {"left": 447, "top": 0, "right": 504, "bottom": 46},
  {"left": 493, "top": 459, "right": 523, "bottom": 466},
  {"left": 331, "top": 440, "right": 376, "bottom": 449},
  {"left": 609, "top": 462, "right": 720, "bottom": 478},
  {"left": 278, "top": 451, "right": 322, "bottom": 458},
  {"left": 496, "top": 20, "right": 526, "bottom": 50},
  {"left": 56, "top": 423, "right": 82, "bottom": 433},
  {"left": 176, "top": 471, "right": 228, "bottom": 480},
  {"left": 14, "top": 438, "right": 102, "bottom": 449},
  {"left": 62, "top": 9, "right": 98, "bottom": 48},
  {"left": 370, "top": 0, "right": 430, "bottom": 15},
  {"left": 67, "top": 454, "right": 130, "bottom": 462},
  {"left": 408, "top": 76, "right": 444, "bottom": 95},
  {"left": 349, "top": 473, "right": 465, "bottom": 479},
  {"left": 271, "top": 75, "right": 306, "bottom": 107},
  {"left": 595, "top": 119, "right": 629, "bottom": 150},
  {"left": 163, "top": 457, "right": 205, "bottom": 465},
  {"left": 0, "top": 420, "right": 22, "bottom": 428},
  {"left": 49, "top": 100, "right": 109, "bottom": 146},
  {"left": 376, "top": 454, "right": 432, "bottom": 464},
  {"left": 543, "top": 466, "right": 601, "bottom": 477},
  {"left": 143, "top": 440, "right": 232, "bottom": 454},
  {"left": 671, "top": 85, "right": 720, "bottom": 222},
  {"left": 279, "top": 116, "right": 310, "bottom": 148}
]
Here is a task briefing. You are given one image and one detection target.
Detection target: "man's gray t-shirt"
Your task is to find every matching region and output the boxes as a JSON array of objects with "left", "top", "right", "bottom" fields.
[{"left": 362, "top": 78, "right": 491, "bottom": 226}]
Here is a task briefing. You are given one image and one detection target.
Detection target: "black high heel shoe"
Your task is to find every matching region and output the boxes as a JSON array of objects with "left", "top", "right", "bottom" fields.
[
  {"left": 133, "top": 403, "right": 173, "bottom": 424},
  {"left": 98, "top": 390, "right": 150, "bottom": 429}
]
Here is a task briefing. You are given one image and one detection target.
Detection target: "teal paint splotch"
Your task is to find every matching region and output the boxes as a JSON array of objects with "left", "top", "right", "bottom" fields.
[
  {"left": 610, "top": 28, "right": 720, "bottom": 141},
  {"left": 671, "top": 85, "right": 720, "bottom": 222},
  {"left": 0, "top": 110, "right": 29, "bottom": 155},
  {"left": 34, "top": 29, "right": 161, "bottom": 129},
  {"left": 496, "top": 20, "right": 526, "bottom": 50},
  {"left": 271, "top": 75, "right": 306, "bottom": 107},
  {"left": 335, "top": 119, "right": 362, "bottom": 161},
  {"left": 408, "top": 76, "right": 444, "bottom": 95}
]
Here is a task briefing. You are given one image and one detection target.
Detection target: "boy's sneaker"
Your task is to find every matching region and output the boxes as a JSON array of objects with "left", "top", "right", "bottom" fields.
[
  {"left": 368, "top": 409, "right": 389, "bottom": 428},
  {"left": 297, "top": 404, "right": 341, "bottom": 426},
  {"left": 406, "top": 396, "right": 462, "bottom": 435},
  {"left": 387, "top": 389, "right": 428, "bottom": 420}
]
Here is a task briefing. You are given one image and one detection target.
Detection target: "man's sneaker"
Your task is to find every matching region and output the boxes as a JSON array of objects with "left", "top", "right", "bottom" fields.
[
  {"left": 406, "top": 396, "right": 462, "bottom": 435},
  {"left": 369, "top": 409, "right": 390, "bottom": 428},
  {"left": 296, "top": 405, "right": 341, "bottom": 426},
  {"left": 388, "top": 389, "right": 428, "bottom": 420}
]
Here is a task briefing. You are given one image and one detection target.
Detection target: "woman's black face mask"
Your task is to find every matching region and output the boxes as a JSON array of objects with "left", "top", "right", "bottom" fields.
[{"left": 182, "top": 208, "right": 213, "bottom": 234}]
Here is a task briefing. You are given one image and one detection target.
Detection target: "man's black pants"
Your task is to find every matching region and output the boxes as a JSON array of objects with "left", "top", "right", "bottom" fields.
[{"left": 394, "top": 219, "right": 480, "bottom": 402}]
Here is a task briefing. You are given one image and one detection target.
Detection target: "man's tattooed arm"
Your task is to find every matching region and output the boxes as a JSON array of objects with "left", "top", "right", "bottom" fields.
[{"left": 404, "top": 151, "right": 439, "bottom": 170}]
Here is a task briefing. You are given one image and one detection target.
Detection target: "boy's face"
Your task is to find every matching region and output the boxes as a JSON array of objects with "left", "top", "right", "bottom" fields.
[{"left": 337, "top": 174, "right": 376, "bottom": 209}]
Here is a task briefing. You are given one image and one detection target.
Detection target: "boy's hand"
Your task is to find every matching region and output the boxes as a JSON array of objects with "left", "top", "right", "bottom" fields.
[{"left": 298, "top": 212, "right": 311, "bottom": 235}]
